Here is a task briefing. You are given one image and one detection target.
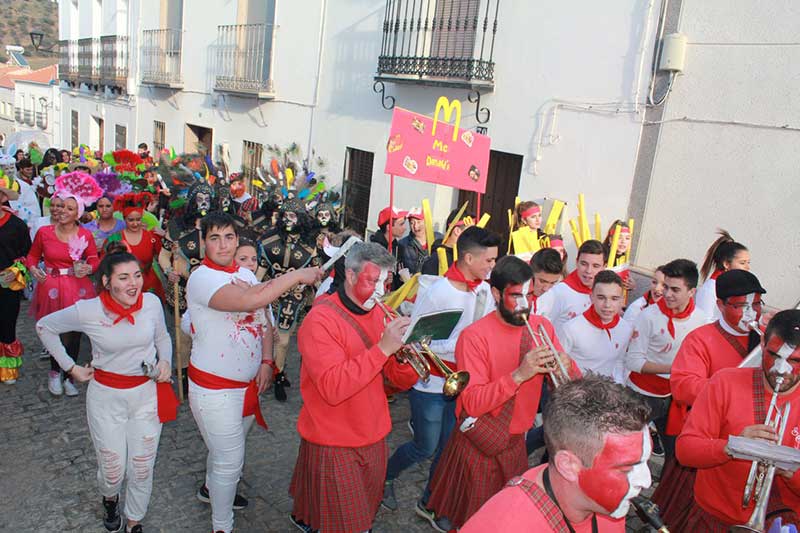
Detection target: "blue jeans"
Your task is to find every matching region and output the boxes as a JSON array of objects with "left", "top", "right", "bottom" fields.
[
  {"left": 386, "top": 388, "right": 456, "bottom": 504},
  {"left": 525, "top": 382, "right": 550, "bottom": 456}
]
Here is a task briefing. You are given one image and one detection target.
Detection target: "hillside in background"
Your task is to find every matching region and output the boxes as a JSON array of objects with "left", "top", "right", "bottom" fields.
[{"left": 0, "top": 0, "right": 59, "bottom": 66}]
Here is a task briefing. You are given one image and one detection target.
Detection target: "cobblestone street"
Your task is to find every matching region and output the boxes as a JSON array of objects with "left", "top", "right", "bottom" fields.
[{"left": 1, "top": 302, "right": 658, "bottom": 532}]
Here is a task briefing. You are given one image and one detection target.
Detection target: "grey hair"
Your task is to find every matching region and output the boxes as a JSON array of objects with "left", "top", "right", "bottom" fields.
[{"left": 344, "top": 242, "right": 396, "bottom": 274}]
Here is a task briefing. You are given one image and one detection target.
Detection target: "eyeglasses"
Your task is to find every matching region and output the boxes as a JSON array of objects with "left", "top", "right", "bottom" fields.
[{"left": 725, "top": 300, "right": 765, "bottom": 311}]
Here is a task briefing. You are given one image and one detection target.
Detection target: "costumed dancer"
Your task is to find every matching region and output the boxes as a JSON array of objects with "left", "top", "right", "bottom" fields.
[
  {"left": 560, "top": 270, "right": 633, "bottom": 383},
  {"left": 0, "top": 177, "right": 31, "bottom": 383},
  {"left": 383, "top": 227, "right": 501, "bottom": 532},
  {"left": 652, "top": 269, "right": 766, "bottom": 530},
  {"left": 510, "top": 200, "right": 547, "bottom": 260},
  {"left": 256, "top": 199, "right": 320, "bottom": 402},
  {"left": 528, "top": 248, "right": 564, "bottom": 315},
  {"left": 421, "top": 209, "right": 467, "bottom": 276},
  {"left": 624, "top": 259, "right": 710, "bottom": 458},
  {"left": 35, "top": 249, "right": 177, "bottom": 533},
  {"left": 1, "top": 154, "right": 40, "bottom": 228},
  {"left": 186, "top": 213, "right": 322, "bottom": 533},
  {"left": 228, "top": 174, "right": 259, "bottom": 226},
  {"left": 83, "top": 195, "right": 126, "bottom": 251},
  {"left": 623, "top": 265, "right": 665, "bottom": 323},
  {"left": 676, "top": 310, "right": 800, "bottom": 530},
  {"left": 113, "top": 193, "right": 165, "bottom": 301},
  {"left": 462, "top": 375, "right": 653, "bottom": 532},
  {"left": 398, "top": 207, "right": 434, "bottom": 275},
  {"left": 696, "top": 229, "right": 750, "bottom": 319},
  {"left": 311, "top": 201, "right": 340, "bottom": 251},
  {"left": 25, "top": 173, "right": 102, "bottom": 397},
  {"left": 288, "top": 242, "right": 419, "bottom": 533},
  {"left": 426, "top": 256, "right": 580, "bottom": 529}
]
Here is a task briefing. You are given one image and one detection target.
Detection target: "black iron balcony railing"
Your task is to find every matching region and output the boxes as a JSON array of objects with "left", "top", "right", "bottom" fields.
[
  {"left": 377, "top": 0, "right": 499, "bottom": 89},
  {"left": 58, "top": 40, "right": 79, "bottom": 82},
  {"left": 141, "top": 29, "right": 183, "bottom": 87},
  {"left": 214, "top": 23, "right": 275, "bottom": 98},
  {"left": 14, "top": 107, "right": 23, "bottom": 123},
  {"left": 78, "top": 37, "right": 100, "bottom": 83},
  {"left": 100, "top": 35, "right": 129, "bottom": 89},
  {"left": 36, "top": 111, "right": 47, "bottom": 129}
]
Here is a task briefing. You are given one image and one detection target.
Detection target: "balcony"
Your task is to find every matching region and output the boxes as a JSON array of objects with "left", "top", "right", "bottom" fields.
[
  {"left": 14, "top": 107, "right": 23, "bottom": 123},
  {"left": 141, "top": 29, "right": 183, "bottom": 88},
  {"left": 36, "top": 111, "right": 47, "bottom": 129},
  {"left": 24, "top": 110, "right": 34, "bottom": 126},
  {"left": 78, "top": 37, "right": 100, "bottom": 85},
  {"left": 58, "top": 40, "right": 79, "bottom": 83},
  {"left": 100, "top": 35, "right": 129, "bottom": 91},
  {"left": 214, "top": 23, "right": 275, "bottom": 99},
  {"left": 376, "top": 0, "right": 500, "bottom": 90}
]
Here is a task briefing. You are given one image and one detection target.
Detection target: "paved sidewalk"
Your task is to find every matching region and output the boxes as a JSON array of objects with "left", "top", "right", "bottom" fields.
[{"left": 0, "top": 302, "right": 658, "bottom": 532}]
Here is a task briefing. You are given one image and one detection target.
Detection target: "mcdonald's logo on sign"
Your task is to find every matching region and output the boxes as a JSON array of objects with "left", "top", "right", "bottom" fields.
[{"left": 431, "top": 97, "right": 462, "bottom": 142}]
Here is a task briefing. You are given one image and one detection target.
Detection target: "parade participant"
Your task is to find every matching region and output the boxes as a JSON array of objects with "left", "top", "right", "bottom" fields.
[
  {"left": 651, "top": 268, "right": 766, "bottom": 530},
  {"left": 624, "top": 259, "right": 709, "bottom": 458},
  {"left": 0, "top": 180, "right": 31, "bottom": 384},
  {"left": 3, "top": 156, "right": 40, "bottom": 228},
  {"left": 114, "top": 193, "right": 164, "bottom": 301},
  {"left": 462, "top": 375, "right": 652, "bottom": 532},
  {"left": 421, "top": 209, "right": 466, "bottom": 276},
  {"left": 529, "top": 247, "right": 564, "bottom": 314},
  {"left": 187, "top": 212, "right": 322, "bottom": 533},
  {"left": 696, "top": 229, "right": 750, "bottom": 319},
  {"left": 31, "top": 194, "right": 64, "bottom": 237},
  {"left": 602, "top": 220, "right": 634, "bottom": 288},
  {"left": 510, "top": 200, "right": 546, "bottom": 257},
  {"left": 36, "top": 249, "right": 176, "bottom": 533},
  {"left": 256, "top": 199, "right": 320, "bottom": 402},
  {"left": 425, "top": 256, "right": 579, "bottom": 530},
  {"left": 538, "top": 239, "right": 606, "bottom": 337},
  {"left": 83, "top": 195, "right": 125, "bottom": 251},
  {"left": 228, "top": 175, "right": 258, "bottom": 226},
  {"left": 623, "top": 265, "right": 665, "bottom": 323},
  {"left": 677, "top": 310, "right": 800, "bottom": 530},
  {"left": 398, "top": 207, "right": 431, "bottom": 275},
  {"left": 548, "top": 234, "right": 568, "bottom": 267},
  {"left": 370, "top": 205, "right": 408, "bottom": 253},
  {"left": 383, "top": 227, "right": 500, "bottom": 524},
  {"left": 561, "top": 270, "right": 633, "bottom": 383},
  {"left": 289, "top": 242, "right": 420, "bottom": 533},
  {"left": 311, "top": 201, "right": 340, "bottom": 250},
  {"left": 26, "top": 192, "right": 100, "bottom": 397}
]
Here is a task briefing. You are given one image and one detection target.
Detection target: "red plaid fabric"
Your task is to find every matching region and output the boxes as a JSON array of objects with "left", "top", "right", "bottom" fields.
[
  {"left": 684, "top": 502, "right": 731, "bottom": 533},
  {"left": 752, "top": 367, "right": 766, "bottom": 421},
  {"left": 650, "top": 457, "right": 695, "bottom": 531},
  {"left": 714, "top": 321, "right": 749, "bottom": 358},
  {"left": 507, "top": 475, "right": 570, "bottom": 533},
  {"left": 427, "top": 430, "right": 527, "bottom": 528},
  {"left": 289, "top": 438, "right": 388, "bottom": 533}
]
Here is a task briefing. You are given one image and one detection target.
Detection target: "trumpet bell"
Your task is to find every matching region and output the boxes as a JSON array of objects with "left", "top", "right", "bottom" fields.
[{"left": 443, "top": 371, "right": 470, "bottom": 397}]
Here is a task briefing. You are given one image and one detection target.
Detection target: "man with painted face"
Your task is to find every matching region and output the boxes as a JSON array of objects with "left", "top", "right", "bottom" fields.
[
  {"left": 677, "top": 310, "right": 800, "bottom": 530},
  {"left": 651, "top": 269, "right": 767, "bottom": 529},
  {"left": 383, "top": 226, "right": 501, "bottom": 531},
  {"left": 538, "top": 239, "right": 606, "bottom": 339},
  {"left": 425, "top": 256, "right": 580, "bottom": 529},
  {"left": 462, "top": 375, "right": 653, "bottom": 532},
  {"left": 256, "top": 199, "right": 320, "bottom": 402},
  {"left": 289, "top": 242, "right": 420, "bottom": 533}
]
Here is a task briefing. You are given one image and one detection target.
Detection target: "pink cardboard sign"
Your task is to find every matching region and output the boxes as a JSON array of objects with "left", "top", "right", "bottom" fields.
[{"left": 384, "top": 102, "right": 491, "bottom": 194}]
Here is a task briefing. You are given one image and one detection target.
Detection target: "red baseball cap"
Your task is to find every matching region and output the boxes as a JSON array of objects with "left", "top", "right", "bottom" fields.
[
  {"left": 378, "top": 206, "right": 409, "bottom": 226},
  {"left": 406, "top": 207, "right": 424, "bottom": 220}
]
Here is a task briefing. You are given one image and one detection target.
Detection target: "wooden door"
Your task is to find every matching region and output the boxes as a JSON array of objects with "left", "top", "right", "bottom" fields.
[{"left": 342, "top": 147, "right": 374, "bottom": 237}]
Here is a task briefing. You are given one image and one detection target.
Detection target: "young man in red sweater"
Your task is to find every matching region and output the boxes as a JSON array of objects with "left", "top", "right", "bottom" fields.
[
  {"left": 676, "top": 309, "right": 800, "bottom": 530},
  {"left": 289, "top": 242, "right": 420, "bottom": 533}
]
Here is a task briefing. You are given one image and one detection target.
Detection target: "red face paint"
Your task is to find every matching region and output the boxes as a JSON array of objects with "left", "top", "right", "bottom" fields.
[
  {"left": 352, "top": 262, "right": 388, "bottom": 310},
  {"left": 502, "top": 281, "right": 534, "bottom": 312},
  {"left": 720, "top": 293, "right": 762, "bottom": 333}
]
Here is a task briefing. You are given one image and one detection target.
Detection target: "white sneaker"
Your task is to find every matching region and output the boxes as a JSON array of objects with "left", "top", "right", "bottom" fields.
[
  {"left": 48, "top": 371, "right": 63, "bottom": 396},
  {"left": 4, "top": 379, "right": 16, "bottom": 385},
  {"left": 63, "top": 378, "right": 79, "bottom": 397}
]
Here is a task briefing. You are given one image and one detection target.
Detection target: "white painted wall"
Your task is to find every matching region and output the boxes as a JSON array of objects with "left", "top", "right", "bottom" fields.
[
  {"left": 635, "top": 0, "right": 800, "bottom": 308},
  {"left": 13, "top": 80, "right": 62, "bottom": 149}
]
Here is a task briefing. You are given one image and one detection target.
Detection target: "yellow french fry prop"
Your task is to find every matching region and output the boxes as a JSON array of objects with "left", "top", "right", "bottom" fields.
[
  {"left": 463, "top": 216, "right": 474, "bottom": 226},
  {"left": 511, "top": 227, "right": 540, "bottom": 254},
  {"left": 507, "top": 208, "right": 515, "bottom": 254},
  {"left": 578, "top": 193, "right": 591, "bottom": 242},
  {"left": 544, "top": 199, "right": 565, "bottom": 235},
  {"left": 569, "top": 219, "right": 582, "bottom": 248},
  {"left": 625, "top": 218, "right": 635, "bottom": 264},
  {"left": 595, "top": 213, "right": 602, "bottom": 241},
  {"left": 385, "top": 273, "right": 420, "bottom": 309},
  {"left": 477, "top": 213, "right": 491, "bottom": 228},
  {"left": 437, "top": 247, "right": 449, "bottom": 276},
  {"left": 606, "top": 224, "right": 622, "bottom": 268},
  {"left": 442, "top": 201, "right": 469, "bottom": 245},
  {"left": 422, "top": 199, "right": 435, "bottom": 250}
]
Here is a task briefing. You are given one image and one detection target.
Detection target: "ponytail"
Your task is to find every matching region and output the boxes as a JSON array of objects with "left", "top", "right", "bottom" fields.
[{"left": 700, "top": 229, "right": 748, "bottom": 281}]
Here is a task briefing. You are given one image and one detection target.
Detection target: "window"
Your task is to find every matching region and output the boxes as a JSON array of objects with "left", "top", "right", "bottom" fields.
[
  {"left": 342, "top": 147, "right": 374, "bottom": 236},
  {"left": 71, "top": 110, "right": 79, "bottom": 148},
  {"left": 153, "top": 120, "right": 166, "bottom": 153},
  {"left": 242, "top": 140, "right": 264, "bottom": 191},
  {"left": 115, "top": 124, "right": 127, "bottom": 150}
]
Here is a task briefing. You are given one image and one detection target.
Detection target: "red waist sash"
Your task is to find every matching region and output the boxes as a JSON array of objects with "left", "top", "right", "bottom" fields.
[
  {"left": 188, "top": 363, "right": 267, "bottom": 429},
  {"left": 628, "top": 371, "right": 671, "bottom": 396},
  {"left": 93, "top": 368, "right": 179, "bottom": 423}
]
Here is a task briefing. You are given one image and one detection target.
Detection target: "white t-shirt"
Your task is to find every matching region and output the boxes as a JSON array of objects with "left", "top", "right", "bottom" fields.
[
  {"left": 186, "top": 265, "right": 268, "bottom": 382},
  {"left": 561, "top": 313, "right": 634, "bottom": 383},
  {"left": 623, "top": 295, "right": 649, "bottom": 324},
  {"left": 537, "top": 282, "right": 592, "bottom": 339},
  {"left": 695, "top": 278, "right": 720, "bottom": 320}
]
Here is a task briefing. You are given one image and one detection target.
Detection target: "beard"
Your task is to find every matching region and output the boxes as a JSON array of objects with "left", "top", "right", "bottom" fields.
[{"left": 498, "top": 300, "right": 528, "bottom": 326}]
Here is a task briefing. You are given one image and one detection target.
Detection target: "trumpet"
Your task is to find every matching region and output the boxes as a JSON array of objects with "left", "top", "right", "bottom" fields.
[
  {"left": 522, "top": 312, "right": 571, "bottom": 387},
  {"left": 415, "top": 338, "right": 471, "bottom": 397}
]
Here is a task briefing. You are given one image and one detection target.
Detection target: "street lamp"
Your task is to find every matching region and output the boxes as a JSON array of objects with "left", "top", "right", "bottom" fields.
[{"left": 29, "top": 30, "right": 55, "bottom": 53}]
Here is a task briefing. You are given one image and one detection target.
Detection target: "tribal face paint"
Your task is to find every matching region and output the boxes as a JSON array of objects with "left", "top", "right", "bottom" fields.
[
  {"left": 763, "top": 334, "right": 800, "bottom": 392},
  {"left": 497, "top": 281, "right": 535, "bottom": 325},
  {"left": 720, "top": 293, "right": 763, "bottom": 333},
  {"left": 578, "top": 427, "right": 652, "bottom": 519},
  {"left": 352, "top": 262, "right": 389, "bottom": 310}
]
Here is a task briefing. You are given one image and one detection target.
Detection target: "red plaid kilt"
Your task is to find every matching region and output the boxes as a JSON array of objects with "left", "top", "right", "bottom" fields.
[
  {"left": 685, "top": 496, "right": 799, "bottom": 532},
  {"left": 427, "top": 428, "right": 527, "bottom": 528},
  {"left": 289, "top": 437, "right": 388, "bottom": 533},
  {"left": 650, "top": 456, "right": 695, "bottom": 531}
]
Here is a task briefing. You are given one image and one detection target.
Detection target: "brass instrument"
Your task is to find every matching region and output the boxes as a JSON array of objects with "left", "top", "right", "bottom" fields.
[
  {"left": 522, "top": 313, "right": 571, "bottom": 387},
  {"left": 415, "top": 338, "right": 470, "bottom": 397},
  {"left": 632, "top": 498, "right": 670, "bottom": 533},
  {"left": 375, "top": 301, "right": 431, "bottom": 382}
]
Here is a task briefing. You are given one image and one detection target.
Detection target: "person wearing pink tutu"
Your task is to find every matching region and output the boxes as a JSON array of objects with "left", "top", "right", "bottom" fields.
[{"left": 26, "top": 191, "right": 99, "bottom": 396}]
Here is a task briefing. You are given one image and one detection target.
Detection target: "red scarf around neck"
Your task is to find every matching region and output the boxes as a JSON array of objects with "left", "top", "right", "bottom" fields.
[
  {"left": 563, "top": 270, "right": 592, "bottom": 295},
  {"left": 710, "top": 269, "right": 725, "bottom": 280},
  {"left": 583, "top": 306, "right": 620, "bottom": 338},
  {"left": 644, "top": 290, "right": 655, "bottom": 306},
  {"left": 100, "top": 290, "right": 144, "bottom": 325},
  {"left": 0, "top": 210, "right": 9, "bottom": 228},
  {"left": 656, "top": 297, "right": 695, "bottom": 338},
  {"left": 444, "top": 262, "right": 482, "bottom": 292},
  {"left": 202, "top": 256, "right": 239, "bottom": 273}
]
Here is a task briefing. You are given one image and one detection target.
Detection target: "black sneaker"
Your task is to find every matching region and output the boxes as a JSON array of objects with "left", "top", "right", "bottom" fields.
[
  {"left": 196, "top": 484, "right": 249, "bottom": 510},
  {"left": 651, "top": 429, "right": 664, "bottom": 457},
  {"left": 289, "top": 514, "right": 318, "bottom": 533},
  {"left": 274, "top": 373, "right": 287, "bottom": 402},
  {"left": 102, "top": 495, "right": 123, "bottom": 532},
  {"left": 381, "top": 480, "right": 398, "bottom": 511},
  {"left": 128, "top": 525, "right": 143, "bottom": 533}
]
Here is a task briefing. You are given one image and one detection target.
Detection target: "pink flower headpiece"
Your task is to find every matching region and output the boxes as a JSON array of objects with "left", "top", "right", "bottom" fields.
[{"left": 55, "top": 171, "right": 103, "bottom": 209}]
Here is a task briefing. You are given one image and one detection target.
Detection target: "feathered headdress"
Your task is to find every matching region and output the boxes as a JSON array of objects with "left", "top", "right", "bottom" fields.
[
  {"left": 113, "top": 192, "right": 153, "bottom": 217},
  {"left": 95, "top": 171, "right": 131, "bottom": 200}
]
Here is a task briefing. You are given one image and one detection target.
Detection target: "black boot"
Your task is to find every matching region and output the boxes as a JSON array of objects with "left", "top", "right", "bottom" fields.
[
  {"left": 181, "top": 370, "right": 189, "bottom": 397},
  {"left": 274, "top": 372, "right": 288, "bottom": 402},
  {"left": 102, "top": 495, "right": 122, "bottom": 532}
]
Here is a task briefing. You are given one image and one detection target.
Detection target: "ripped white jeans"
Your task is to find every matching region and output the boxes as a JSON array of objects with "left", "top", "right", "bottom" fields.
[{"left": 86, "top": 379, "right": 162, "bottom": 522}]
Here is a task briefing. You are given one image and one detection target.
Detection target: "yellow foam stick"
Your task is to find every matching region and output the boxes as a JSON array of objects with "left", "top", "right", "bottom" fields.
[
  {"left": 422, "top": 199, "right": 435, "bottom": 249},
  {"left": 624, "top": 218, "right": 635, "bottom": 264},
  {"left": 569, "top": 219, "right": 582, "bottom": 248},
  {"left": 477, "top": 213, "right": 491, "bottom": 228},
  {"left": 385, "top": 273, "right": 420, "bottom": 309},
  {"left": 442, "top": 201, "right": 469, "bottom": 244},
  {"left": 507, "top": 208, "right": 515, "bottom": 254},
  {"left": 594, "top": 213, "right": 602, "bottom": 241},
  {"left": 544, "top": 199, "right": 565, "bottom": 235},
  {"left": 437, "top": 246, "right": 449, "bottom": 276},
  {"left": 578, "top": 193, "right": 591, "bottom": 242},
  {"left": 607, "top": 224, "right": 622, "bottom": 268}
]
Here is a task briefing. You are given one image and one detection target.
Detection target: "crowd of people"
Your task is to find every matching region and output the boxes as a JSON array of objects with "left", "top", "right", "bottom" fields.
[{"left": 0, "top": 140, "right": 798, "bottom": 533}]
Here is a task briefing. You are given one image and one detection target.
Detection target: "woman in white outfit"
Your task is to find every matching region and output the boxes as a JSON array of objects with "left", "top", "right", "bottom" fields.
[{"left": 36, "top": 249, "right": 176, "bottom": 533}]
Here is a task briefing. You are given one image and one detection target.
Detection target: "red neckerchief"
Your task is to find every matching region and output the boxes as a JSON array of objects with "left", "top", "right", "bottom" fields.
[
  {"left": 563, "top": 270, "right": 592, "bottom": 295},
  {"left": 643, "top": 290, "right": 655, "bottom": 306},
  {"left": 444, "top": 262, "right": 481, "bottom": 292},
  {"left": 583, "top": 306, "right": 620, "bottom": 338},
  {"left": 202, "top": 256, "right": 239, "bottom": 273},
  {"left": 656, "top": 297, "right": 695, "bottom": 338},
  {"left": 100, "top": 291, "right": 144, "bottom": 325},
  {"left": 710, "top": 269, "right": 724, "bottom": 280}
]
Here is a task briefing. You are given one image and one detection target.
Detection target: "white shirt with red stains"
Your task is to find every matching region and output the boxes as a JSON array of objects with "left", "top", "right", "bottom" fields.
[
  {"left": 561, "top": 313, "right": 634, "bottom": 384},
  {"left": 537, "top": 282, "right": 591, "bottom": 339}
]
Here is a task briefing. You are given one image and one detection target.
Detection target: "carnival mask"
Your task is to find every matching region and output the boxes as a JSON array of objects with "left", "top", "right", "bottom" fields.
[
  {"left": 195, "top": 192, "right": 211, "bottom": 215},
  {"left": 230, "top": 180, "right": 246, "bottom": 199},
  {"left": 282, "top": 211, "right": 298, "bottom": 233},
  {"left": 353, "top": 262, "right": 388, "bottom": 310},
  {"left": 317, "top": 210, "right": 331, "bottom": 227}
]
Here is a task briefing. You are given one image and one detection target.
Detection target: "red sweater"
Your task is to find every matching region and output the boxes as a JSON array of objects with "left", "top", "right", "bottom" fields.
[
  {"left": 455, "top": 312, "right": 578, "bottom": 434},
  {"left": 676, "top": 368, "right": 800, "bottom": 524},
  {"left": 296, "top": 293, "right": 418, "bottom": 447}
]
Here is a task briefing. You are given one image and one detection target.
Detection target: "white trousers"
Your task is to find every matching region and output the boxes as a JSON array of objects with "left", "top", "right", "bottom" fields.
[
  {"left": 86, "top": 379, "right": 163, "bottom": 522},
  {"left": 189, "top": 380, "right": 255, "bottom": 533}
]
